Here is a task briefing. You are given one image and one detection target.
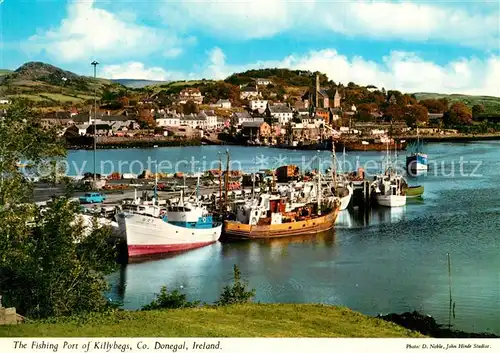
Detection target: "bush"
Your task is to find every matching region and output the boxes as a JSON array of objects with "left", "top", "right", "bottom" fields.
[
  {"left": 142, "top": 286, "right": 200, "bottom": 310},
  {"left": 216, "top": 265, "right": 255, "bottom": 306}
]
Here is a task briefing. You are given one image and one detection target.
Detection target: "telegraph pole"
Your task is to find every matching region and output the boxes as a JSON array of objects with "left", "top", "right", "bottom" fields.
[{"left": 91, "top": 61, "right": 99, "bottom": 188}]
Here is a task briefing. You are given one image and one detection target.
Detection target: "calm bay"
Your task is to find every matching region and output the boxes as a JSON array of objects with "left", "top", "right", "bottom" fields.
[{"left": 67, "top": 142, "right": 500, "bottom": 335}]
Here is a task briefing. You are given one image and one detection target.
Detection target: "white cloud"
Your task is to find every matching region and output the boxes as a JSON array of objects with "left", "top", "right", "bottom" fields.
[
  {"left": 101, "top": 62, "right": 186, "bottom": 81},
  {"left": 159, "top": 0, "right": 499, "bottom": 49},
  {"left": 24, "top": 0, "right": 185, "bottom": 63}
]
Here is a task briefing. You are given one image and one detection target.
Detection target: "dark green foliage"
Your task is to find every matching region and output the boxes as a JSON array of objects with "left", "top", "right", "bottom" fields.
[
  {"left": 0, "top": 101, "right": 118, "bottom": 320},
  {"left": 216, "top": 265, "right": 256, "bottom": 306},
  {"left": 0, "top": 198, "right": 118, "bottom": 319},
  {"left": 142, "top": 286, "right": 200, "bottom": 310}
]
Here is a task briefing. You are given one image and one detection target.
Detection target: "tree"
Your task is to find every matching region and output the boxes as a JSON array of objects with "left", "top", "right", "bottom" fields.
[
  {"left": 443, "top": 102, "right": 473, "bottom": 126},
  {"left": 355, "top": 103, "right": 373, "bottom": 122},
  {"left": 472, "top": 104, "right": 485, "bottom": 119},
  {"left": 137, "top": 108, "right": 156, "bottom": 129},
  {"left": 0, "top": 100, "right": 65, "bottom": 205},
  {"left": 216, "top": 265, "right": 255, "bottom": 306},
  {"left": 404, "top": 104, "right": 429, "bottom": 126},
  {"left": 183, "top": 100, "right": 199, "bottom": 115},
  {"left": 384, "top": 105, "right": 403, "bottom": 122},
  {"left": 419, "top": 99, "right": 447, "bottom": 113},
  {"left": 1, "top": 198, "right": 118, "bottom": 318},
  {"left": 0, "top": 101, "right": 117, "bottom": 319}
]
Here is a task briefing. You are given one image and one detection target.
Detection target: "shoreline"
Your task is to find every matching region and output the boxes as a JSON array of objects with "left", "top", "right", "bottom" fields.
[{"left": 64, "top": 133, "right": 500, "bottom": 150}]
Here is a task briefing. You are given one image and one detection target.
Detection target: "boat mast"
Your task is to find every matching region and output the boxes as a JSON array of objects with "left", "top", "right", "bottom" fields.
[
  {"left": 218, "top": 152, "right": 222, "bottom": 211},
  {"left": 317, "top": 167, "right": 322, "bottom": 216},
  {"left": 342, "top": 145, "right": 346, "bottom": 173},
  {"left": 196, "top": 172, "right": 200, "bottom": 204},
  {"left": 332, "top": 141, "right": 337, "bottom": 186},
  {"left": 224, "top": 150, "right": 230, "bottom": 211}
]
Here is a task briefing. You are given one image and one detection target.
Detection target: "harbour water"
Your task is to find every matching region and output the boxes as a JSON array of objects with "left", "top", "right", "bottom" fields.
[{"left": 68, "top": 142, "right": 500, "bottom": 335}]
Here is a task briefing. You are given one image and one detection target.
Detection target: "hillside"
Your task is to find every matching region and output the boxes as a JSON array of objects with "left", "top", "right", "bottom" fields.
[
  {"left": 0, "top": 304, "right": 423, "bottom": 337},
  {"left": 414, "top": 92, "right": 500, "bottom": 115},
  {"left": 0, "top": 62, "right": 125, "bottom": 107}
]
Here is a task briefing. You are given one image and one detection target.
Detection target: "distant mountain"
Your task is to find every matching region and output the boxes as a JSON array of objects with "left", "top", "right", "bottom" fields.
[
  {"left": 0, "top": 62, "right": 125, "bottom": 106},
  {"left": 112, "top": 79, "right": 170, "bottom": 89}
]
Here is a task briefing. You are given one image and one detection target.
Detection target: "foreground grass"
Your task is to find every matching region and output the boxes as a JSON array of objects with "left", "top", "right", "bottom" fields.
[{"left": 0, "top": 304, "right": 424, "bottom": 338}]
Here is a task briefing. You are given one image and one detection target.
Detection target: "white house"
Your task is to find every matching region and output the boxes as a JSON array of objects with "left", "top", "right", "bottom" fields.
[
  {"left": 231, "top": 111, "right": 252, "bottom": 126},
  {"left": 249, "top": 99, "right": 268, "bottom": 111},
  {"left": 0, "top": 98, "right": 11, "bottom": 105},
  {"left": 156, "top": 116, "right": 181, "bottom": 128},
  {"left": 215, "top": 99, "right": 232, "bottom": 109},
  {"left": 240, "top": 85, "right": 260, "bottom": 100},
  {"left": 255, "top": 78, "right": 273, "bottom": 86},
  {"left": 179, "top": 88, "right": 204, "bottom": 104},
  {"left": 198, "top": 110, "right": 218, "bottom": 130},
  {"left": 181, "top": 114, "right": 205, "bottom": 129},
  {"left": 268, "top": 104, "right": 293, "bottom": 125}
]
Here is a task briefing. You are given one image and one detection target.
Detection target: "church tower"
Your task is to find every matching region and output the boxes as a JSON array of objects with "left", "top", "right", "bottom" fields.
[
  {"left": 315, "top": 74, "right": 320, "bottom": 108},
  {"left": 333, "top": 90, "right": 341, "bottom": 108}
]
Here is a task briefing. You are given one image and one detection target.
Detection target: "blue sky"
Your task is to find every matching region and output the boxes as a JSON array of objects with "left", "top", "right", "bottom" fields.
[{"left": 1, "top": 0, "right": 499, "bottom": 95}]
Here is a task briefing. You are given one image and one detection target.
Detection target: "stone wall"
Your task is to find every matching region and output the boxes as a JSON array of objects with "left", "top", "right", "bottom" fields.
[{"left": 0, "top": 307, "right": 21, "bottom": 325}]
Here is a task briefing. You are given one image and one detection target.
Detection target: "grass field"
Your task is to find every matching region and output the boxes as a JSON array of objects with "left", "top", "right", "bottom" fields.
[{"left": 0, "top": 304, "right": 424, "bottom": 338}]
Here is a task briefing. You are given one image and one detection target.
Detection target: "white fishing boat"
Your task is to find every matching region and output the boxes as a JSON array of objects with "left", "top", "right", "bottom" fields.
[
  {"left": 372, "top": 175, "right": 406, "bottom": 207},
  {"left": 330, "top": 142, "right": 353, "bottom": 211},
  {"left": 372, "top": 143, "right": 407, "bottom": 208},
  {"left": 117, "top": 178, "right": 222, "bottom": 257}
]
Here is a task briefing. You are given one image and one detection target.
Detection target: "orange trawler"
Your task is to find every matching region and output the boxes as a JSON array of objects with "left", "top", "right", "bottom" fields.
[{"left": 222, "top": 193, "right": 341, "bottom": 241}]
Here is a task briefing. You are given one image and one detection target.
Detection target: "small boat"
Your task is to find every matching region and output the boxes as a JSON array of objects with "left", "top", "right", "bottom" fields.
[
  {"left": 404, "top": 184, "right": 424, "bottom": 198},
  {"left": 406, "top": 128, "right": 428, "bottom": 173}
]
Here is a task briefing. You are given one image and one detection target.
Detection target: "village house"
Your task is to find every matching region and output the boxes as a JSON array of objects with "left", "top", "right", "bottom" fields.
[
  {"left": 231, "top": 111, "right": 263, "bottom": 127},
  {"left": 314, "top": 108, "right": 330, "bottom": 124},
  {"left": 268, "top": 104, "right": 293, "bottom": 125},
  {"left": 217, "top": 116, "right": 231, "bottom": 130},
  {"left": 86, "top": 124, "right": 112, "bottom": 136},
  {"left": 179, "top": 88, "right": 204, "bottom": 105},
  {"left": 0, "top": 98, "right": 11, "bottom": 105},
  {"left": 63, "top": 124, "right": 89, "bottom": 137},
  {"left": 255, "top": 78, "right": 273, "bottom": 86},
  {"left": 198, "top": 110, "right": 218, "bottom": 130},
  {"left": 296, "top": 108, "right": 310, "bottom": 117},
  {"left": 156, "top": 114, "right": 181, "bottom": 128},
  {"left": 180, "top": 114, "right": 208, "bottom": 129},
  {"left": 240, "top": 85, "right": 260, "bottom": 100},
  {"left": 241, "top": 121, "right": 271, "bottom": 138},
  {"left": 215, "top": 99, "right": 232, "bottom": 109},
  {"left": 249, "top": 99, "right": 268, "bottom": 112}
]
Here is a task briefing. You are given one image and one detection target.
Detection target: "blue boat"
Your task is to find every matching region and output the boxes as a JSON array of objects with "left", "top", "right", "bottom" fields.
[{"left": 406, "top": 129, "right": 428, "bottom": 174}]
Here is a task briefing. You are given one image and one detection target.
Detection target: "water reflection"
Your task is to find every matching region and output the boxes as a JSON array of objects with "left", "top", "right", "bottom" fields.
[
  {"left": 108, "top": 230, "right": 337, "bottom": 308},
  {"left": 336, "top": 207, "right": 407, "bottom": 229}
]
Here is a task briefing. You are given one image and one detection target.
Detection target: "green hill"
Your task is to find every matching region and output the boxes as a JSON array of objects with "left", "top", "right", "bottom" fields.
[
  {"left": 0, "top": 62, "right": 125, "bottom": 106},
  {"left": 0, "top": 304, "right": 423, "bottom": 338},
  {"left": 414, "top": 92, "right": 500, "bottom": 115}
]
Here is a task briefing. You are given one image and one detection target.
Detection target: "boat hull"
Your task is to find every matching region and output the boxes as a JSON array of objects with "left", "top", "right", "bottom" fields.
[
  {"left": 404, "top": 185, "right": 424, "bottom": 198},
  {"left": 406, "top": 154, "right": 428, "bottom": 172},
  {"left": 117, "top": 213, "right": 222, "bottom": 257},
  {"left": 222, "top": 207, "right": 339, "bottom": 240},
  {"left": 376, "top": 195, "right": 407, "bottom": 207}
]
